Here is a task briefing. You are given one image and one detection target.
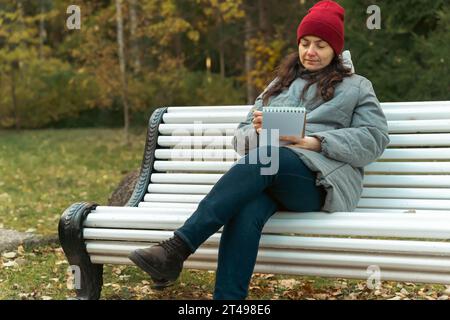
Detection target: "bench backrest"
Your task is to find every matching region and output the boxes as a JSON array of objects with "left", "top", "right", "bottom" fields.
[{"left": 140, "top": 101, "right": 450, "bottom": 213}]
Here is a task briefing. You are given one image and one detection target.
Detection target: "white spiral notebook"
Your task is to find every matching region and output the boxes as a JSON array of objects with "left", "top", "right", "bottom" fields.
[{"left": 260, "top": 106, "right": 306, "bottom": 146}]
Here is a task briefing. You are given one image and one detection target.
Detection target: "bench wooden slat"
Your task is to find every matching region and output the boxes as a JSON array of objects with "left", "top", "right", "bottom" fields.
[
  {"left": 135, "top": 201, "right": 450, "bottom": 214},
  {"left": 101, "top": 243, "right": 450, "bottom": 273},
  {"left": 83, "top": 213, "right": 450, "bottom": 239},
  {"left": 380, "top": 101, "right": 450, "bottom": 108},
  {"left": 151, "top": 173, "right": 222, "bottom": 184},
  {"left": 382, "top": 104, "right": 450, "bottom": 120},
  {"left": 167, "top": 105, "right": 251, "bottom": 112},
  {"left": 381, "top": 148, "right": 450, "bottom": 160},
  {"left": 147, "top": 184, "right": 450, "bottom": 200},
  {"left": 159, "top": 123, "right": 238, "bottom": 135},
  {"left": 136, "top": 199, "right": 450, "bottom": 213},
  {"left": 154, "top": 148, "right": 450, "bottom": 161},
  {"left": 144, "top": 193, "right": 204, "bottom": 203},
  {"left": 138, "top": 202, "right": 199, "bottom": 209},
  {"left": 163, "top": 112, "right": 246, "bottom": 124},
  {"left": 162, "top": 112, "right": 450, "bottom": 124},
  {"left": 356, "top": 175, "right": 450, "bottom": 187},
  {"left": 362, "top": 188, "right": 450, "bottom": 199},
  {"left": 142, "top": 193, "right": 450, "bottom": 210},
  {"left": 91, "top": 206, "right": 450, "bottom": 219},
  {"left": 149, "top": 173, "right": 450, "bottom": 187},
  {"left": 155, "top": 148, "right": 450, "bottom": 161},
  {"left": 357, "top": 198, "right": 450, "bottom": 210},
  {"left": 87, "top": 256, "right": 450, "bottom": 285},
  {"left": 82, "top": 229, "right": 450, "bottom": 256},
  {"left": 154, "top": 149, "right": 239, "bottom": 160},
  {"left": 365, "top": 162, "right": 450, "bottom": 174},
  {"left": 148, "top": 183, "right": 213, "bottom": 194},
  {"left": 157, "top": 136, "right": 233, "bottom": 147},
  {"left": 164, "top": 101, "right": 450, "bottom": 113},
  {"left": 163, "top": 104, "right": 450, "bottom": 123},
  {"left": 159, "top": 120, "right": 450, "bottom": 135},
  {"left": 153, "top": 160, "right": 450, "bottom": 174},
  {"left": 85, "top": 241, "right": 450, "bottom": 274},
  {"left": 153, "top": 160, "right": 233, "bottom": 172},
  {"left": 388, "top": 120, "right": 450, "bottom": 133},
  {"left": 388, "top": 134, "right": 450, "bottom": 147},
  {"left": 157, "top": 134, "right": 450, "bottom": 147}
]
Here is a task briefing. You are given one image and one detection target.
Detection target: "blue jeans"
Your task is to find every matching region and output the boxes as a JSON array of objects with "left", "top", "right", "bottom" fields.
[{"left": 174, "top": 146, "right": 326, "bottom": 299}]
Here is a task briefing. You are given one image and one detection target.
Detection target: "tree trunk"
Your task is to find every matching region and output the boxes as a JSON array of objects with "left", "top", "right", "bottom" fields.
[
  {"left": 12, "top": 1, "right": 23, "bottom": 129},
  {"left": 10, "top": 63, "right": 20, "bottom": 130},
  {"left": 219, "top": 16, "right": 225, "bottom": 79},
  {"left": 258, "top": 0, "right": 271, "bottom": 40},
  {"left": 174, "top": 34, "right": 183, "bottom": 61},
  {"left": 39, "top": 0, "right": 46, "bottom": 59},
  {"left": 129, "top": 0, "right": 141, "bottom": 73},
  {"left": 219, "top": 48, "right": 225, "bottom": 79},
  {"left": 115, "top": 0, "right": 130, "bottom": 142},
  {"left": 245, "top": 9, "right": 257, "bottom": 104}
]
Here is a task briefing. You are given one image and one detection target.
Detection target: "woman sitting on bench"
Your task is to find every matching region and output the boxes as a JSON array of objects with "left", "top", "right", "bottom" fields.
[{"left": 129, "top": 0, "right": 390, "bottom": 300}]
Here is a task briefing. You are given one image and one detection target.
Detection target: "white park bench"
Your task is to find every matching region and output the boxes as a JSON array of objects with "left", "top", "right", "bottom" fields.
[{"left": 59, "top": 101, "right": 450, "bottom": 299}]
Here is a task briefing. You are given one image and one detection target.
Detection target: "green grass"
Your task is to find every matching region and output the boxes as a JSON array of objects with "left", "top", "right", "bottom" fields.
[{"left": 0, "top": 128, "right": 146, "bottom": 235}]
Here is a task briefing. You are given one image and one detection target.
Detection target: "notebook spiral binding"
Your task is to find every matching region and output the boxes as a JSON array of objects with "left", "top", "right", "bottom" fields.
[{"left": 264, "top": 106, "right": 306, "bottom": 113}]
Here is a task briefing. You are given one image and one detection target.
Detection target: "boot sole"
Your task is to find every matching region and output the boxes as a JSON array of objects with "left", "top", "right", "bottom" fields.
[{"left": 128, "top": 251, "right": 176, "bottom": 289}]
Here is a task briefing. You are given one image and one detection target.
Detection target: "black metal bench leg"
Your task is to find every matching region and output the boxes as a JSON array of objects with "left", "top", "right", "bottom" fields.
[{"left": 58, "top": 202, "right": 103, "bottom": 300}]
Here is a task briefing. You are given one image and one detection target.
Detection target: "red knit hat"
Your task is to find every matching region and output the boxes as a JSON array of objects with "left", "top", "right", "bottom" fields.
[{"left": 296, "top": 0, "right": 345, "bottom": 55}]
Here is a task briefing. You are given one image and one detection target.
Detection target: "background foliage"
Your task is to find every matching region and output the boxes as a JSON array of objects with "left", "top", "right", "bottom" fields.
[{"left": 0, "top": 0, "right": 448, "bottom": 129}]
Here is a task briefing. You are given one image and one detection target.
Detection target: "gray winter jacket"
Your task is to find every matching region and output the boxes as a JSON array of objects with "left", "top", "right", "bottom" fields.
[{"left": 232, "top": 57, "right": 390, "bottom": 213}]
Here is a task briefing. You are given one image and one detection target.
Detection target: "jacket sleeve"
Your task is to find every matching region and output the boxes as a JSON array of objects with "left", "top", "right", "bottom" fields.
[
  {"left": 232, "top": 78, "right": 278, "bottom": 156},
  {"left": 231, "top": 105, "right": 261, "bottom": 156},
  {"left": 310, "top": 78, "right": 390, "bottom": 168}
]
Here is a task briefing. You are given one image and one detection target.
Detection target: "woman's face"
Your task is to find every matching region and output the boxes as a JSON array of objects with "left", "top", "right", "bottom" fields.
[{"left": 298, "top": 35, "right": 335, "bottom": 71}]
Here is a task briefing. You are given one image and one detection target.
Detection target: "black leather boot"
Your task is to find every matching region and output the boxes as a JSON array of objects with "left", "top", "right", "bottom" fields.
[{"left": 129, "top": 234, "right": 192, "bottom": 289}]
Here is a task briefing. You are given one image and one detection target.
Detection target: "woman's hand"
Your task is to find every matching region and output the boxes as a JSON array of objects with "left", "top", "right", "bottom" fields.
[
  {"left": 252, "top": 110, "right": 321, "bottom": 152},
  {"left": 252, "top": 110, "right": 263, "bottom": 134},
  {"left": 279, "top": 135, "right": 322, "bottom": 152}
]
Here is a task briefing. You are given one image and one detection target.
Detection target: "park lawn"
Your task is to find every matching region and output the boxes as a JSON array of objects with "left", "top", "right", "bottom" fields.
[
  {"left": 0, "top": 129, "right": 449, "bottom": 300},
  {"left": 0, "top": 128, "right": 146, "bottom": 235}
]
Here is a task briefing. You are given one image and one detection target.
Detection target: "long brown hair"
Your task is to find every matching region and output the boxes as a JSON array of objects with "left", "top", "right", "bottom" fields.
[{"left": 262, "top": 51, "right": 353, "bottom": 106}]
